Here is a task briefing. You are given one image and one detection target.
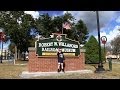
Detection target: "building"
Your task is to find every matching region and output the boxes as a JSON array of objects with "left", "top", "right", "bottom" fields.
[{"left": 0, "top": 49, "right": 8, "bottom": 60}]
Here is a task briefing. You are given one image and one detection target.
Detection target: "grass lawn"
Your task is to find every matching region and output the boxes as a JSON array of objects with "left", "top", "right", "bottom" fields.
[
  {"left": 0, "top": 60, "right": 120, "bottom": 79},
  {"left": 0, "top": 60, "right": 28, "bottom": 79}
]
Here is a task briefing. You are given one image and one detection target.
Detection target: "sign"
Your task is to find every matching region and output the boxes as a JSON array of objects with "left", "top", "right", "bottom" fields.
[
  {"left": 101, "top": 36, "right": 107, "bottom": 44},
  {"left": 0, "top": 32, "right": 5, "bottom": 41},
  {"left": 35, "top": 33, "right": 80, "bottom": 57}
]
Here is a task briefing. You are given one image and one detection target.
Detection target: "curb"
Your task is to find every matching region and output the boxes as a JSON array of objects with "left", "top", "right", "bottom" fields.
[{"left": 20, "top": 70, "right": 93, "bottom": 78}]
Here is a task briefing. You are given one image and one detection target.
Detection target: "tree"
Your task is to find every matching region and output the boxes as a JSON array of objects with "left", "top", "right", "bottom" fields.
[
  {"left": 35, "top": 12, "right": 76, "bottom": 39},
  {"left": 17, "top": 13, "right": 35, "bottom": 53},
  {"left": 53, "top": 16, "right": 63, "bottom": 34},
  {"left": 0, "top": 11, "right": 36, "bottom": 60},
  {"left": 53, "top": 12, "right": 75, "bottom": 40},
  {"left": 106, "top": 44, "right": 112, "bottom": 52},
  {"left": 0, "top": 11, "right": 23, "bottom": 60},
  {"left": 36, "top": 13, "right": 56, "bottom": 38},
  {"left": 8, "top": 42, "right": 15, "bottom": 54},
  {"left": 84, "top": 35, "right": 105, "bottom": 64},
  {"left": 33, "top": 12, "right": 89, "bottom": 47},
  {"left": 0, "top": 11, "right": 90, "bottom": 61},
  {"left": 62, "top": 12, "right": 75, "bottom": 22},
  {"left": 110, "top": 35, "right": 120, "bottom": 55},
  {"left": 75, "top": 20, "right": 89, "bottom": 44}
]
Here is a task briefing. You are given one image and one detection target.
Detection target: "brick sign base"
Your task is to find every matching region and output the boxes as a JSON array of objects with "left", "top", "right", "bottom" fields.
[{"left": 28, "top": 47, "right": 85, "bottom": 72}]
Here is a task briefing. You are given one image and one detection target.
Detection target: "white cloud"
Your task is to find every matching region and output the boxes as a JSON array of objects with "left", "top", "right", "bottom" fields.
[
  {"left": 63, "top": 11, "right": 66, "bottom": 14},
  {"left": 116, "top": 16, "right": 120, "bottom": 23},
  {"left": 24, "top": 11, "right": 39, "bottom": 19},
  {"left": 63, "top": 11, "right": 120, "bottom": 45},
  {"left": 107, "top": 26, "right": 120, "bottom": 41},
  {"left": 95, "top": 25, "right": 120, "bottom": 44},
  {"left": 51, "top": 14, "right": 59, "bottom": 19},
  {"left": 63, "top": 11, "right": 69, "bottom": 14},
  {"left": 66, "top": 11, "right": 117, "bottom": 33}
]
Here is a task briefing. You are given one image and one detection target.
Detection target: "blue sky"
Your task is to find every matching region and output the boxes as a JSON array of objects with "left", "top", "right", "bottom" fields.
[
  {"left": 3, "top": 11, "right": 120, "bottom": 49},
  {"left": 39, "top": 11, "right": 63, "bottom": 16}
]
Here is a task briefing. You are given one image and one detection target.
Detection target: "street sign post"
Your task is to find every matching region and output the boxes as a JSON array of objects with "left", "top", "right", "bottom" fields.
[{"left": 101, "top": 36, "right": 107, "bottom": 63}]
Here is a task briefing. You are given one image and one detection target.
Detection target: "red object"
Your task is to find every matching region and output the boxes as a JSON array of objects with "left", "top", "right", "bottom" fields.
[
  {"left": 102, "top": 40, "right": 106, "bottom": 44},
  {"left": 28, "top": 50, "right": 85, "bottom": 72},
  {"left": 101, "top": 36, "right": 107, "bottom": 44},
  {"left": 0, "top": 32, "right": 5, "bottom": 41},
  {"left": 62, "top": 22, "right": 71, "bottom": 30}
]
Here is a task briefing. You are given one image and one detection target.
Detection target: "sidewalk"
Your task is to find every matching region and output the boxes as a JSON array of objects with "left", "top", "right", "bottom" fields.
[{"left": 20, "top": 70, "right": 93, "bottom": 79}]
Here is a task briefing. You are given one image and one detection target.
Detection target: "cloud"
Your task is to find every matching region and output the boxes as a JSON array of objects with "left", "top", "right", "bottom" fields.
[
  {"left": 62, "top": 11, "right": 120, "bottom": 44},
  {"left": 95, "top": 25, "right": 120, "bottom": 44},
  {"left": 63, "top": 11, "right": 67, "bottom": 14},
  {"left": 24, "top": 11, "right": 39, "bottom": 19},
  {"left": 67, "top": 11, "right": 117, "bottom": 33},
  {"left": 51, "top": 14, "right": 60, "bottom": 19},
  {"left": 116, "top": 16, "right": 120, "bottom": 23}
]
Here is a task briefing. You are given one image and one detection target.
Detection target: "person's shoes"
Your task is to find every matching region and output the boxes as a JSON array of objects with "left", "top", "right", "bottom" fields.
[
  {"left": 57, "top": 69, "right": 60, "bottom": 72},
  {"left": 62, "top": 69, "right": 65, "bottom": 73}
]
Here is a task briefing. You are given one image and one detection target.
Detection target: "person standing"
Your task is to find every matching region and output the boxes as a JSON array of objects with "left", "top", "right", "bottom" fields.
[{"left": 57, "top": 48, "right": 65, "bottom": 73}]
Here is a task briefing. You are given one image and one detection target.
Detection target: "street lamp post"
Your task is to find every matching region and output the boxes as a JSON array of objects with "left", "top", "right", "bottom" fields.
[{"left": 95, "top": 11, "right": 105, "bottom": 73}]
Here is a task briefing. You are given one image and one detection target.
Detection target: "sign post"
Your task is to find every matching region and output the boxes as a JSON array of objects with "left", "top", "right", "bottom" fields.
[{"left": 101, "top": 36, "right": 107, "bottom": 63}]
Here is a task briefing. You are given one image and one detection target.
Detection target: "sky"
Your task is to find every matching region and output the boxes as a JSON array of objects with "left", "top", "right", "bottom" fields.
[{"left": 3, "top": 11, "right": 120, "bottom": 49}]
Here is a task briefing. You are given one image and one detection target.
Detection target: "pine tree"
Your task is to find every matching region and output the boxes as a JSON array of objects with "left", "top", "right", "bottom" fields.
[{"left": 84, "top": 35, "right": 105, "bottom": 64}]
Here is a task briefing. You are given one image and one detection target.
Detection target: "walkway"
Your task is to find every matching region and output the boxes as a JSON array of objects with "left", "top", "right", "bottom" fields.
[{"left": 20, "top": 70, "right": 93, "bottom": 79}]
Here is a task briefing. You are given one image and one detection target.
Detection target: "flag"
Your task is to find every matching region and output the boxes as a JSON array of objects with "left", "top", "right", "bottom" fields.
[{"left": 62, "top": 22, "right": 71, "bottom": 30}]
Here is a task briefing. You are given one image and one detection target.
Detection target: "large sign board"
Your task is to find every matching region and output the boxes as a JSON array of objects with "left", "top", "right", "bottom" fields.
[{"left": 35, "top": 33, "right": 80, "bottom": 57}]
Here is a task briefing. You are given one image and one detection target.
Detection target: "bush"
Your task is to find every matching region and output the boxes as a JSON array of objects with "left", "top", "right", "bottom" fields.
[{"left": 84, "top": 35, "right": 105, "bottom": 64}]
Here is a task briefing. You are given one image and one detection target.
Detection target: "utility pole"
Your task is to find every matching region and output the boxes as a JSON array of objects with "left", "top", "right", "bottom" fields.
[{"left": 95, "top": 11, "right": 105, "bottom": 73}]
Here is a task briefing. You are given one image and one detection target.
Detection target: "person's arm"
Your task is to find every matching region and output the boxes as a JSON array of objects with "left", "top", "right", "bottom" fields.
[
  {"left": 57, "top": 52, "right": 59, "bottom": 59},
  {"left": 63, "top": 53, "right": 65, "bottom": 61}
]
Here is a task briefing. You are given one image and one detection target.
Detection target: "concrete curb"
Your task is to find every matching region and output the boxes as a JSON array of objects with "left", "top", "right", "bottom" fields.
[{"left": 20, "top": 70, "right": 93, "bottom": 78}]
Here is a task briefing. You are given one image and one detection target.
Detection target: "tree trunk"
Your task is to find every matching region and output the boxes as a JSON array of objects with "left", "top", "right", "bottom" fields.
[
  {"left": 18, "top": 50, "right": 20, "bottom": 60},
  {"left": 15, "top": 45, "right": 17, "bottom": 60},
  {"left": 24, "top": 52, "right": 26, "bottom": 60}
]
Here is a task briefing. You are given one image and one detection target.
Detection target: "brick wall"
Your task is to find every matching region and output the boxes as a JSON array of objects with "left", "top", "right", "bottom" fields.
[{"left": 28, "top": 47, "right": 85, "bottom": 72}]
